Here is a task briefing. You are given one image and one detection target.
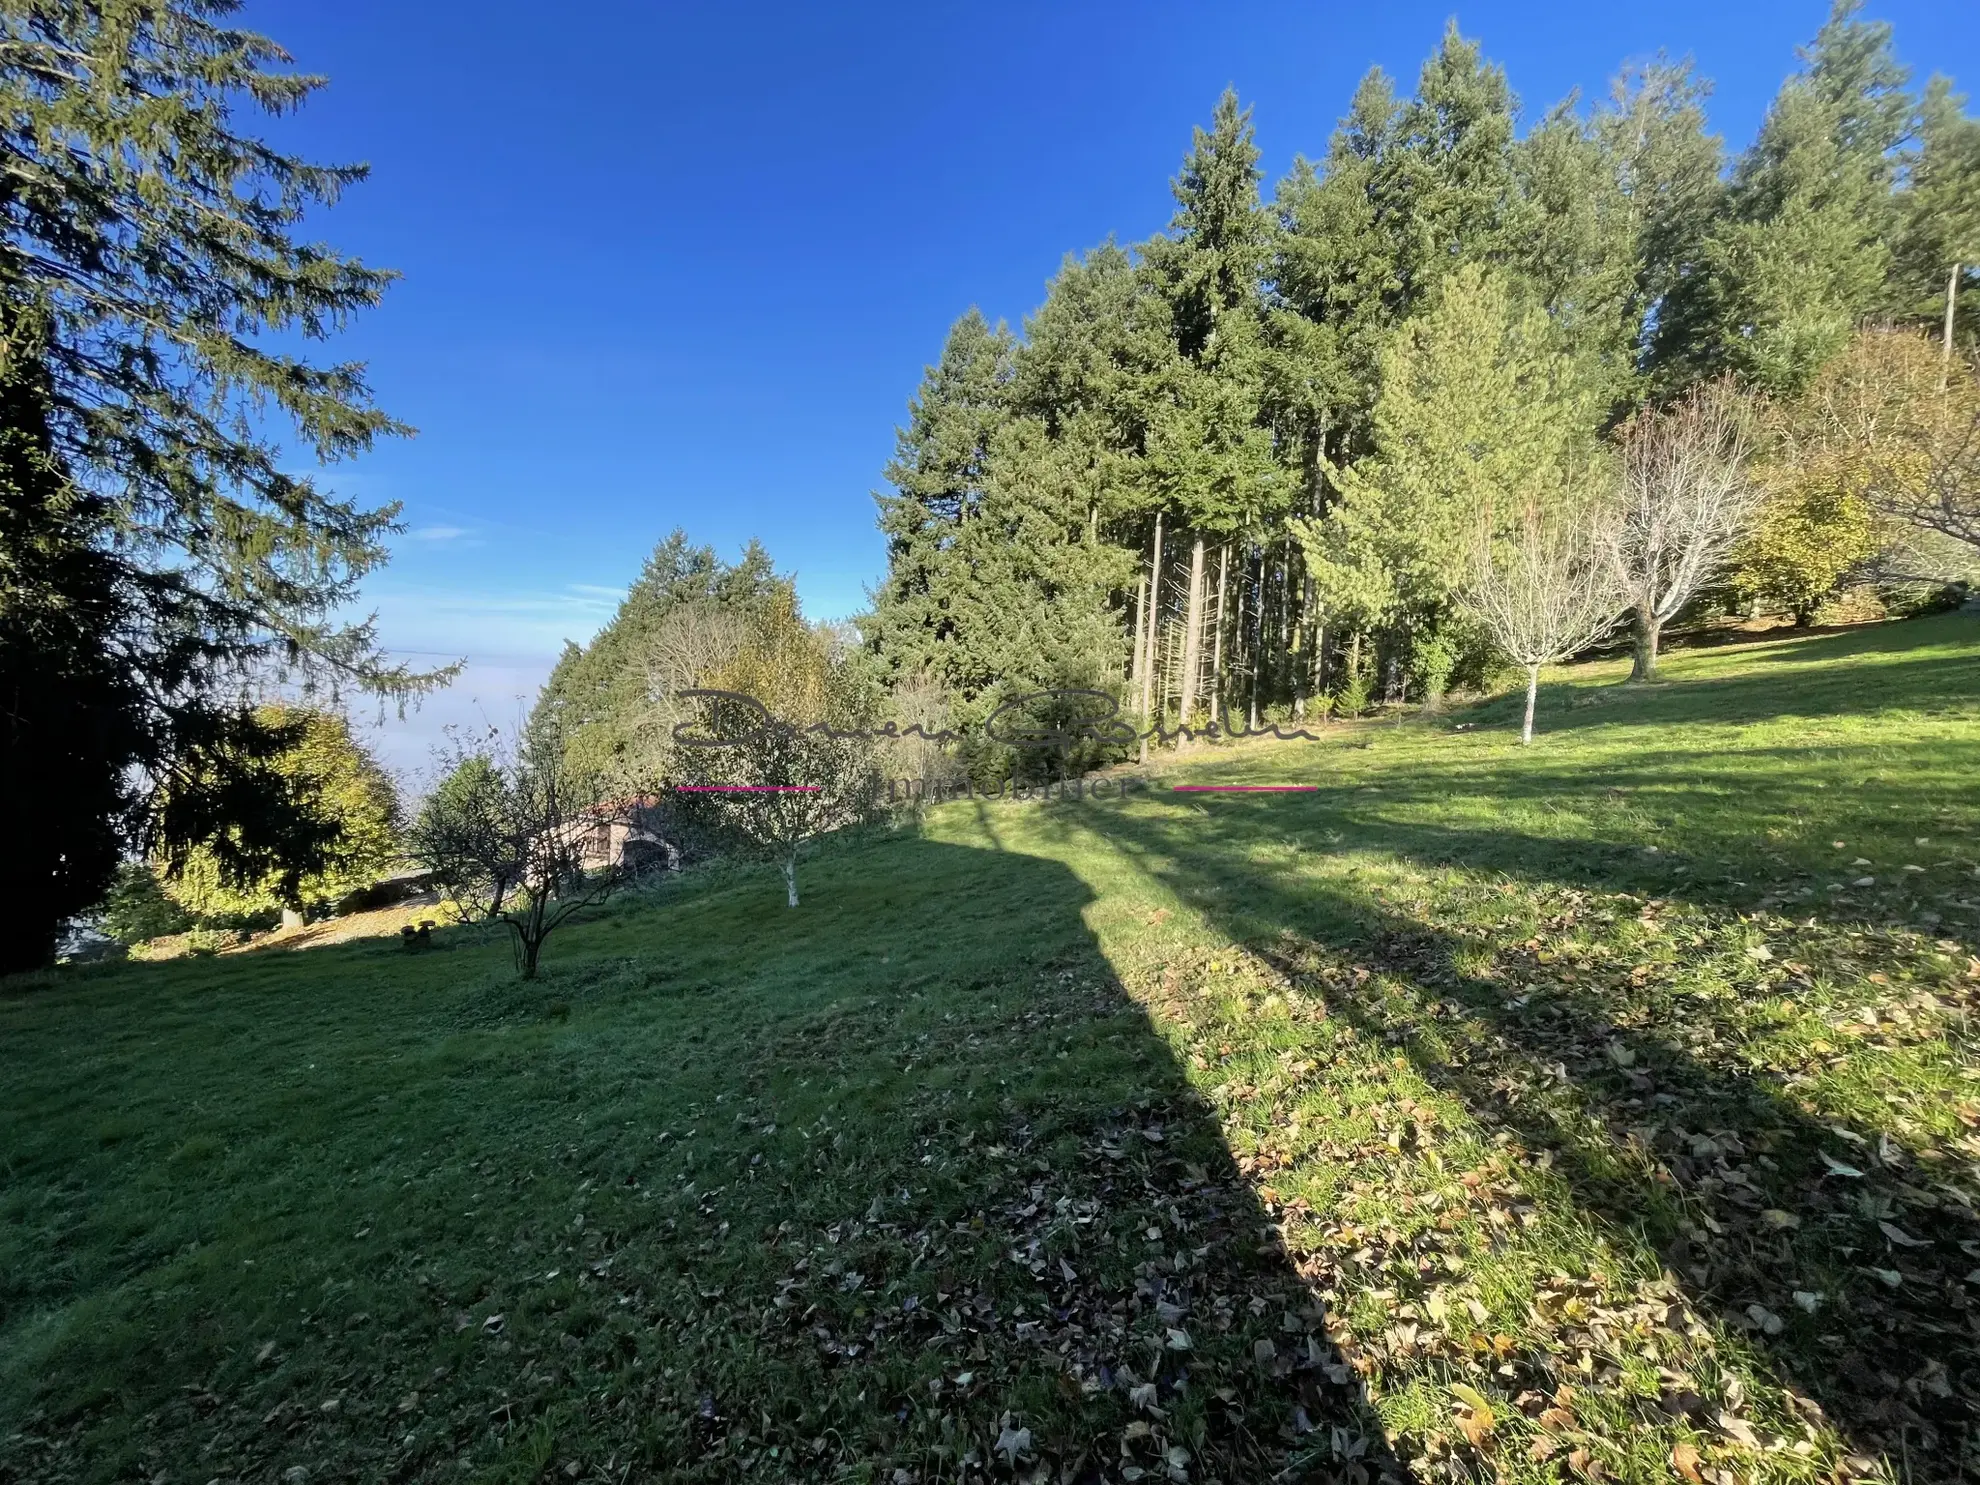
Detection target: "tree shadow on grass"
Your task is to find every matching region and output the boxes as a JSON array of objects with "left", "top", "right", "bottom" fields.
[
  {"left": 1068, "top": 791, "right": 1980, "bottom": 1484},
  {"left": 0, "top": 834, "right": 1408, "bottom": 1485},
  {"left": 1459, "top": 619, "right": 1979, "bottom": 738},
  {"left": 1297, "top": 735, "right": 1979, "bottom": 926}
]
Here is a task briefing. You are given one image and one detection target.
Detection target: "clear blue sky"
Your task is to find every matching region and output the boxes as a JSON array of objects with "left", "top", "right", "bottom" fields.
[{"left": 244, "top": 0, "right": 1979, "bottom": 774}]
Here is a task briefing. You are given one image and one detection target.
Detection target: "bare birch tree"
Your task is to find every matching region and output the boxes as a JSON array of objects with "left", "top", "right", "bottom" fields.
[
  {"left": 1464, "top": 502, "right": 1629, "bottom": 745},
  {"left": 1608, "top": 380, "right": 1763, "bottom": 682}
]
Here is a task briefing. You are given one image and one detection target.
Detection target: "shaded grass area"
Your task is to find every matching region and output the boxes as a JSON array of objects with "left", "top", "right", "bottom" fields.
[
  {"left": 2, "top": 841, "right": 1387, "bottom": 1483},
  {"left": 3, "top": 614, "right": 1978, "bottom": 1484}
]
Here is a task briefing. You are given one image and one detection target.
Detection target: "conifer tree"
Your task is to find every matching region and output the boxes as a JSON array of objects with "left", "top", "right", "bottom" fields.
[
  {"left": 1893, "top": 78, "right": 1980, "bottom": 353},
  {"left": 864, "top": 310, "right": 1015, "bottom": 686},
  {"left": 1385, "top": 24, "right": 1521, "bottom": 307},
  {"left": 0, "top": 3, "right": 432, "bottom": 966},
  {"left": 1296, "top": 265, "right": 1599, "bottom": 638},
  {"left": 1655, "top": 1, "right": 1915, "bottom": 393},
  {"left": 1143, "top": 92, "right": 1283, "bottom": 722},
  {"left": 0, "top": 298, "right": 147, "bottom": 968},
  {"left": 531, "top": 532, "right": 788, "bottom": 784}
]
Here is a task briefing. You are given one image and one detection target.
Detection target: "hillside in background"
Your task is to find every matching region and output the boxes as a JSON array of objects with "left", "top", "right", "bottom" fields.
[{"left": 3, "top": 615, "right": 1978, "bottom": 1484}]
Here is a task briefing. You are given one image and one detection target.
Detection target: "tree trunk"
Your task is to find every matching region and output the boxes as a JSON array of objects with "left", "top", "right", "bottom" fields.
[
  {"left": 783, "top": 850, "right": 799, "bottom": 908},
  {"left": 1311, "top": 619, "right": 1327, "bottom": 718},
  {"left": 1276, "top": 542, "right": 1295, "bottom": 703},
  {"left": 1522, "top": 665, "right": 1539, "bottom": 745},
  {"left": 1628, "top": 608, "right": 1660, "bottom": 683},
  {"left": 1138, "top": 513, "right": 1163, "bottom": 764},
  {"left": 281, "top": 906, "right": 305, "bottom": 931},
  {"left": 1129, "top": 571, "right": 1147, "bottom": 700},
  {"left": 1944, "top": 262, "right": 1962, "bottom": 392},
  {"left": 1209, "top": 544, "right": 1229, "bottom": 727},
  {"left": 1292, "top": 574, "right": 1314, "bottom": 719},
  {"left": 1248, "top": 546, "right": 1265, "bottom": 731},
  {"left": 1179, "top": 536, "right": 1207, "bottom": 732},
  {"left": 516, "top": 893, "right": 545, "bottom": 979}
]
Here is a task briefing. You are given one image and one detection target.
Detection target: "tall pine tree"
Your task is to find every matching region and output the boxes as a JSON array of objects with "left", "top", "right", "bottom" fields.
[
  {"left": 1654, "top": 1, "right": 1915, "bottom": 392},
  {"left": 0, "top": 3, "right": 433, "bottom": 966},
  {"left": 863, "top": 310, "right": 1015, "bottom": 687}
]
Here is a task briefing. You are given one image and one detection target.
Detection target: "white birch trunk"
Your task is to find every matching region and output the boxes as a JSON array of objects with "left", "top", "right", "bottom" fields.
[
  {"left": 1129, "top": 572, "right": 1147, "bottom": 699},
  {"left": 1522, "top": 665, "right": 1539, "bottom": 746},
  {"left": 1945, "top": 262, "right": 1962, "bottom": 391},
  {"left": 1179, "top": 536, "right": 1206, "bottom": 729},
  {"left": 1209, "top": 544, "right": 1229, "bottom": 726}
]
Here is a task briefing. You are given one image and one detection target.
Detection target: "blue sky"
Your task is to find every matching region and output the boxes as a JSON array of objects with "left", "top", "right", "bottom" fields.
[{"left": 243, "top": 0, "right": 1980, "bottom": 775}]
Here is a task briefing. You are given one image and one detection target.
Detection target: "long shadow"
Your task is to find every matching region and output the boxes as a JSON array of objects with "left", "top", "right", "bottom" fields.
[
  {"left": 0, "top": 835, "right": 1408, "bottom": 1483},
  {"left": 1459, "top": 622, "right": 1977, "bottom": 737},
  {"left": 1253, "top": 730, "right": 1980, "bottom": 955},
  {"left": 1071, "top": 797, "right": 1980, "bottom": 1483}
]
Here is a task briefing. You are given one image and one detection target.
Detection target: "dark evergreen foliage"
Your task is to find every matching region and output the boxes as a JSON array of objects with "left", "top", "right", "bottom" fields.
[{"left": 0, "top": 0, "right": 434, "bottom": 968}]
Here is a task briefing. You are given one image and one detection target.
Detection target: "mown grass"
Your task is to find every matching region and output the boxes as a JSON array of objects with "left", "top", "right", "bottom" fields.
[{"left": 3, "top": 615, "right": 1978, "bottom": 1485}]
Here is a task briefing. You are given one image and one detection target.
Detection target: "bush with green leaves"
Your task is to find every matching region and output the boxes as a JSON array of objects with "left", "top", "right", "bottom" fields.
[
  {"left": 160, "top": 707, "right": 403, "bottom": 923},
  {"left": 94, "top": 863, "right": 192, "bottom": 945}
]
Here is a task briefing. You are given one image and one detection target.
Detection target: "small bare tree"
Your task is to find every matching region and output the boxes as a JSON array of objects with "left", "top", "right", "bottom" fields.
[
  {"left": 1608, "top": 380, "right": 1762, "bottom": 681},
  {"left": 409, "top": 723, "right": 652, "bottom": 978},
  {"left": 1464, "top": 501, "right": 1629, "bottom": 745},
  {"left": 882, "top": 669, "right": 962, "bottom": 794},
  {"left": 674, "top": 692, "right": 880, "bottom": 907}
]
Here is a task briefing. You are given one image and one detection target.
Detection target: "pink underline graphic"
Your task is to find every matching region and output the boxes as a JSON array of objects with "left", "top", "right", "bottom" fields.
[
  {"left": 1171, "top": 784, "right": 1318, "bottom": 793},
  {"left": 675, "top": 784, "right": 822, "bottom": 793}
]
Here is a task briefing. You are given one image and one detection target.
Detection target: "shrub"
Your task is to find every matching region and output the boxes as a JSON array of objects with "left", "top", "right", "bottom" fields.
[
  {"left": 1335, "top": 661, "right": 1374, "bottom": 719},
  {"left": 96, "top": 862, "right": 191, "bottom": 944}
]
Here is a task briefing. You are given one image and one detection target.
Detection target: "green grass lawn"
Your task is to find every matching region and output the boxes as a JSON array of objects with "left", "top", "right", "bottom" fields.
[{"left": 5, "top": 616, "right": 1979, "bottom": 1485}]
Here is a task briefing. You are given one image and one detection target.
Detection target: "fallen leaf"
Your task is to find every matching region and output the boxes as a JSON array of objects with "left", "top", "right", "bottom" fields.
[
  {"left": 1877, "top": 1221, "right": 1930, "bottom": 1248},
  {"left": 1672, "top": 1441, "right": 1704, "bottom": 1484},
  {"left": 994, "top": 1425, "right": 1032, "bottom": 1464},
  {"left": 1716, "top": 1412, "right": 1761, "bottom": 1448}
]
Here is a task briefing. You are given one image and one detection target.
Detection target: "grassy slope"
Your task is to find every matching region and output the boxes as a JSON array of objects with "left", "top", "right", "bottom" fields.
[{"left": 3, "top": 617, "right": 1978, "bottom": 1485}]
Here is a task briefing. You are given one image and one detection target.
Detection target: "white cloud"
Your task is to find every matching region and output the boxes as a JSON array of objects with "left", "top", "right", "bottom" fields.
[{"left": 406, "top": 525, "right": 469, "bottom": 542}]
